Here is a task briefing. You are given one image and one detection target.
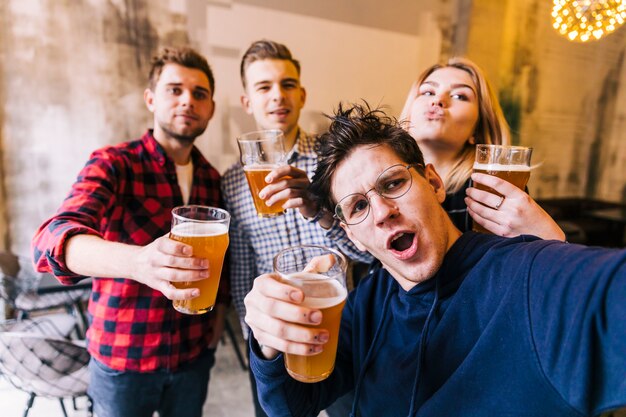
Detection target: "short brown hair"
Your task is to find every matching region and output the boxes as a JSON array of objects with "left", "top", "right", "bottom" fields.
[
  {"left": 239, "top": 40, "right": 301, "bottom": 88},
  {"left": 148, "top": 47, "right": 215, "bottom": 95}
]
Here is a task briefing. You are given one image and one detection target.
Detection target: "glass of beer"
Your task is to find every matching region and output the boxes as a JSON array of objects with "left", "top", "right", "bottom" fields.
[
  {"left": 472, "top": 144, "right": 533, "bottom": 233},
  {"left": 273, "top": 245, "right": 348, "bottom": 383},
  {"left": 237, "top": 129, "right": 288, "bottom": 218},
  {"left": 169, "top": 205, "right": 230, "bottom": 314}
]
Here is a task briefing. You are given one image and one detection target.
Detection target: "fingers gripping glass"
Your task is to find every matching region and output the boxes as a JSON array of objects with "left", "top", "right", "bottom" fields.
[{"left": 334, "top": 164, "right": 420, "bottom": 225}]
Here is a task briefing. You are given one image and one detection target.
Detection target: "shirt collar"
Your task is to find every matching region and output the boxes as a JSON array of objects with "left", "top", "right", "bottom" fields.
[
  {"left": 142, "top": 130, "right": 168, "bottom": 166},
  {"left": 142, "top": 129, "right": 204, "bottom": 168},
  {"left": 289, "top": 128, "right": 317, "bottom": 161}
]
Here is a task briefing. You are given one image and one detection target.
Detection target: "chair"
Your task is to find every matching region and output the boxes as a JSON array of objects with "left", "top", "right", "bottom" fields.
[
  {"left": 0, "top": 317, "right": 91, "bottom": 417},
  {"left": 0, "top": 252, "right": 89, "bottom": 337},
  {"left": 10, "top": 313, "right": 80, "bottom": 339}
]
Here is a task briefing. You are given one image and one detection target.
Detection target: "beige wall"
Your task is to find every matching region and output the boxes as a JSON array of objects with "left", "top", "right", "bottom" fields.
[
  {"left": 0, "top": 0, "right": 177, "bottom": 254},
  {"left": 464, "top": 0, "right": 626, "bottom": 201},
  {"left": 0, "top": 0, "right": 440, "bottom": 255},
  {"left": 200, "top": 2, "right": 440, "bottom": 173}
]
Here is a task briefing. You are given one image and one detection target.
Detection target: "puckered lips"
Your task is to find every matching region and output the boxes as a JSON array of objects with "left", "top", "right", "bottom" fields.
[
  {"left": 387, "top": 231, "right": 418, "bottom": 260},
  {"left": 424, "top": 108, "right": 444, "bottom": 121}
]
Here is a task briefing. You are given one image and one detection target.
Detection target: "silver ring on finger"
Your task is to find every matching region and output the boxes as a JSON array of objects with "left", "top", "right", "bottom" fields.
[{"left": 494, "top": 195, "right": 505, "bottom": 210}]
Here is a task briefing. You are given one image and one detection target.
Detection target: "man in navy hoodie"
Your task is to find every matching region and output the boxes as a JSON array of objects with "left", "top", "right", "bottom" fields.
[{"left": 243, "top": 103, "right": 626, "bottom": 417}]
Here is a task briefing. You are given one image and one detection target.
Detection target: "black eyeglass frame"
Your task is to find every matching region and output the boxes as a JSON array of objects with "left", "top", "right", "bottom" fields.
[{"left": 333, "top": 163, "right": 423, "bottom": 226}]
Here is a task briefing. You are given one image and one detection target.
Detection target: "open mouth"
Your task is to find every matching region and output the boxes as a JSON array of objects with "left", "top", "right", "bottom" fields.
[
  {"left": 390, "top": 232, "right": 415, "bottom": 252},
  {"left": 388, "top": 232, "right": 418, "bottom": 260}
]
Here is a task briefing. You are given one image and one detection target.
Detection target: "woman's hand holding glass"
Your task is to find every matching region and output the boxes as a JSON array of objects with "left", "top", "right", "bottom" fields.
[{"left": 466, "top": 172, "right": 566, "bottom": 240}]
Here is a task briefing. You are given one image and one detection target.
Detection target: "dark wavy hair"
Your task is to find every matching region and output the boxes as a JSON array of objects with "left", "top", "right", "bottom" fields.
[
  {"left": 148, "top": 47, "right": 215, "bottom": 95},
  {"left": 310, "top": 102, "right": 425, "bottom": 214}
]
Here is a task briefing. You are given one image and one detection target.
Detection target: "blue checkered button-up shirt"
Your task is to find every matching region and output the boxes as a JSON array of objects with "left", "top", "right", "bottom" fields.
[{"left": 222, "top": 130, "right": 372, "bottom": 329}]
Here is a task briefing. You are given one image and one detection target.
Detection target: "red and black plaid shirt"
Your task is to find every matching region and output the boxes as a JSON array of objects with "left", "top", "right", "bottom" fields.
[{"left": 32, "top": 130, "right": 230, "bottom": 372}]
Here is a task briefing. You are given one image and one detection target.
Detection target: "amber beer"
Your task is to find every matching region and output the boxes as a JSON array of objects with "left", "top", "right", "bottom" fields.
[
  {"left": 274, "top": 245, "right": 347, "bottom": 383},
  {"left": 169, "top": 206, "right": 230, "bottom": 315},
  {"left": 237, "top": 129, "right": 288, "bottom": 218},
  {"left": 243, "top": 165, "right": 288, "bottom": 218},
  {"left": 473, "top": 163, "right": 530, "bottom": 191},
  {"left": 283, "top": 273, "right": 347, "bottom": 383},
  {"left": 472, "top": 163, "right": 531, "bottom": 233}
]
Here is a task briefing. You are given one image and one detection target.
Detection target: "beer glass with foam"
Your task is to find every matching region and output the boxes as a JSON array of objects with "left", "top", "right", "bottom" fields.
[
  {"left": 169, "top": 206, "right": 230, "bottom": 314},
  {"left": 237, "top": 130, "right": 288, "bottom": 218},
  {"left": 273, "top": 245, "right": 348, "bottom": 383},
  {"left": 472, "top": 144, "right": 533, "bottom": 233}
]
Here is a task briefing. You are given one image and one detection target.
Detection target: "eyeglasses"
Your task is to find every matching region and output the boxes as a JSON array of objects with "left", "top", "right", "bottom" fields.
[{"left": 334, "top": 164, "right": 421, "bottom": 225}]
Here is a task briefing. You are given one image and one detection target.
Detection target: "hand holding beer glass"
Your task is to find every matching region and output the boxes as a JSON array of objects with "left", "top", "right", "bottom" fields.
[
  {"left": 237, "top": 130, "right": 289, "bottom": 218},
  {"left": 169, "top": 206, "right": 230, "bottom": 314},
  {"left": 472, "top": 144, "right": 532, "bottom": 233},
  {"left": 273, "top": 245, "right": 348, "bottom": 383}
]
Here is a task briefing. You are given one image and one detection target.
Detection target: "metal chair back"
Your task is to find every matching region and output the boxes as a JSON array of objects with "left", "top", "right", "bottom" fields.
[{"left": 0, "top": 318, "right": 91, "bottom": 417}]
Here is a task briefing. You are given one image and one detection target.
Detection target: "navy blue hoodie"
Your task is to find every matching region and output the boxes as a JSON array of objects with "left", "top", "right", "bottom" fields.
[{"left": 251, "top": 233, "right": 626, "bottom": 416}]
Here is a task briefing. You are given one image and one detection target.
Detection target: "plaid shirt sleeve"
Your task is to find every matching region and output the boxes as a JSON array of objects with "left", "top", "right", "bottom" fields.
[{"left": 32, "top": 148, "right": 120, "bottom": 284}]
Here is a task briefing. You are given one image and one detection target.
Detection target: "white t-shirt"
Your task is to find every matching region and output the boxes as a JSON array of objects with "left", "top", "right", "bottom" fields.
[{"left": 176, "top": 160, "right": 193, "bottom": 204}]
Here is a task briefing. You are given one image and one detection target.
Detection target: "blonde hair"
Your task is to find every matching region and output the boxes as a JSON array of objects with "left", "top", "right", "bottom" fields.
[{"left": 410, "top": 57, "right": 511, "bottom": 194}]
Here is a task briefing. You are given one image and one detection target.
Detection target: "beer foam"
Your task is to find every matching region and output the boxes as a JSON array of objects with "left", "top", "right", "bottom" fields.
[
  {"left": 473, "top": 163, "right": 530, "bottom": 172},
  {"left": 171, "top": 222, "right": 228, "bottom": 237},
  {"left": 243, "top": 164, "right": 280, "bottom": 171},
  {"left": 285, "top": 272, "right": 347, "bottom": 308}
]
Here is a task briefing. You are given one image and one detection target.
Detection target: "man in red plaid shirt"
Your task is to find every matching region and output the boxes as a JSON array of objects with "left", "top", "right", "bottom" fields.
[{"left": 32, "top": 47, "right": 229, "bottom": 417}]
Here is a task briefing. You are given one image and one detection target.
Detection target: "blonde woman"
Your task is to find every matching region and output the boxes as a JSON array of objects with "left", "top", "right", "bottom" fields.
[{"left": 401, "top": 57, "right": 564, "bottom": 240}]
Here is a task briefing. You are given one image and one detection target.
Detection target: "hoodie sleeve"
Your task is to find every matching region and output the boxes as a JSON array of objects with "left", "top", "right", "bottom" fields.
[
  {"left": 528, "top": 242, "right": 626, "bottom": 415},
  {"left": 249, "top": 294, "right": 356, "bottom": 416}
]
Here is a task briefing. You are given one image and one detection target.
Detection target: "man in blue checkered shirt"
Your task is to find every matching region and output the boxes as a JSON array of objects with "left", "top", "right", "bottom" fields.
[{"left": 221, "top": 40, "right": 372, "bottom": 417}]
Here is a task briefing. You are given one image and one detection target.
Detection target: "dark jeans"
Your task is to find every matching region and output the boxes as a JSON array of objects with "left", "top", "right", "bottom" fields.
[
  {"left": 88, "top": 348, "right": 216, "bottom": 417},
  {"left": 247, "top": 344, "right": 269, "bottom": 417}
]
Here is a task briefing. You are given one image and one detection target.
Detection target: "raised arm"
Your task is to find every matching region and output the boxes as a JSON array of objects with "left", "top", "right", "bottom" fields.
[
  {"left": 244, "top": 273, "right": 353, "bottom": 416},
  {"left": 32, "top": 147, "right": 209, "bottom": 300},
  {"left": 64, "top": 234, "right": 209, "bottom": 300},
  {"left": 529, "top": 242, "right": 626, "bottom": 414}
]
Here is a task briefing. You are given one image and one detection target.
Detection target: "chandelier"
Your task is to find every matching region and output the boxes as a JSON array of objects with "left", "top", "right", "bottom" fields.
[{"left": 552, "top": 0, "right": 626, "bottom": 42}]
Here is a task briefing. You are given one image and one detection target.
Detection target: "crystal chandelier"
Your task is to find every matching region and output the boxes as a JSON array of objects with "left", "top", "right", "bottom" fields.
[{"left": 552, "top": 0, "right": 626, "bottom": 42}]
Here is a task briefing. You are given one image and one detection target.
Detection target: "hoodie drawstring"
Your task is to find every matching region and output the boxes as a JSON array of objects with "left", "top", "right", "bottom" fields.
[
  {"left": 349, "top": 276, "right": 441, "bottom": 417},
  {"left": 407, "top": 275, "right": 440, "bottom": 417},
  {"left": 349, "top": 288, "right": 394, "bottom": 417}
]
